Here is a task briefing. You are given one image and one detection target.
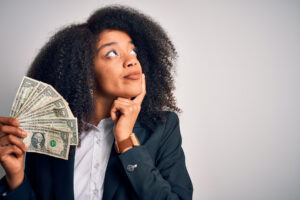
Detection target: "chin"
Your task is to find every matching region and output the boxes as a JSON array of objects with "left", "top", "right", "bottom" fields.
[{"left": 120, "top": 88, "right": 142, "bottom": 99}]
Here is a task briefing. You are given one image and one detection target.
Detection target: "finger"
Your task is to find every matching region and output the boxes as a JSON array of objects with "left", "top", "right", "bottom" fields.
[
  {"left": 0, "top": 117, "right": 20, "bottom": 127},
  {"left": 0, "top": 125, "right": 27, "bottom": 138},
  {"left": 0, "top": 145, "right": 24, "bottom": 158},
  {"left": 113, "top": 100, "right": 138, "bottom": 112},
  {"left": 110, "top": 105, "right": 118, "bottom": 122},
  {"left": 114, "top": 99, "right": 131, "bottom": 105},
  {"left": 116, "top": 101, "right": 140, "bottom": 112},
  {"left": 133, "top": 73, "right": 146, "bottom": 104},
  {"left": 116, "top": 97, "right": 132, "bottom": 103},
  {"left": 110, "top": 102, "right": 130, "bottom": 121},
  {"left": 0, "top": 135, "right": 27, "bottom": 152},
  {"left": 110, "top": 101, "right": 119, "bottom": 121}
]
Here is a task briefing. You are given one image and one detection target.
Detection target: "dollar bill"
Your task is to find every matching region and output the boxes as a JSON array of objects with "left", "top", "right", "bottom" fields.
[
  {"left": 10, "top": 76, "right": 39, "bottom": 117},
  {"left": 15, "top": 85, "right": 62, "bottom": 118},
  {"left": 19, "top": 98, "right": 72, "bottom": 119},
  {"left": 17, "top": 107, "right": 72, "bottom": 120},
  {"left": 19, "top": 125, "right": 70, "bottom": 160},
  {"left": 18, "top": 82, "right": 47, "bottom": 112},
  {"left": 11, "top": 76, "right": 79, "bottom": 160},
  {"left": 20, "top": 118, "right": 78, "bottom": 145}
]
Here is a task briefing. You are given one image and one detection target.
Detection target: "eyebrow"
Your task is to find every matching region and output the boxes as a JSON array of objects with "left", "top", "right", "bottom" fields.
[{"left": 96, "top": 41, "right": 134, "bottom": 53}]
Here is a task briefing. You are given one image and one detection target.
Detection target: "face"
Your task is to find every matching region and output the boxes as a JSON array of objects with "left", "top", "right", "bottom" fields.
[
  {"left": 34, "top": 133, "right": 43, "bottom": 143},
  {"left": 93, "top": 29, "right": 143, "bottom": 99}
]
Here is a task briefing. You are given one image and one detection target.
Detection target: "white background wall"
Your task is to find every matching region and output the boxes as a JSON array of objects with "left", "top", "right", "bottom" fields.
[{"left": 0, "top": 0, "right": 300, "bottom": 199}]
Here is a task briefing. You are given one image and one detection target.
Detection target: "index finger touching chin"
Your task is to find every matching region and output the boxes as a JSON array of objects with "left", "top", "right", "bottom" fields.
[
  {"left": 140, "top": 73, "right": 146, "bottom": 95},
  {"left": 133, "top": 74, "right": 146, "bottom": 104}
]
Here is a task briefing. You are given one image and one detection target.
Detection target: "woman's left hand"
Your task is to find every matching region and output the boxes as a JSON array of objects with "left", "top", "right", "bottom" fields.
[{"left": 110, "top": 73, "right": 146, "bottom": 142}]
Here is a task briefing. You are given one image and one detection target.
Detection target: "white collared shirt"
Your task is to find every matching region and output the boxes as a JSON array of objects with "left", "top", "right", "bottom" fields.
[{"left": 73, "top": 117, "right": 115, "bottom": 200}]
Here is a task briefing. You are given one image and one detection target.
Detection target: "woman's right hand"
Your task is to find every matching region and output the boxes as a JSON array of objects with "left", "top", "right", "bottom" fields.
[{"left": 0, "top": 117, "right": 28, "bottom": 190}]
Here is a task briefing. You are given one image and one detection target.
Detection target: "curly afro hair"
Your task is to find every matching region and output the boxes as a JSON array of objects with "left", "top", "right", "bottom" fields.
[{"left": 27, "top": 4, "right": 181, "bottom": 138}]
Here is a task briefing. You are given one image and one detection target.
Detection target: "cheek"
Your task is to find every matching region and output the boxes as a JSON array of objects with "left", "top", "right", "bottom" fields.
[
  {"left": 94, "top": 62, "right": 122, "bottom": 91},
  {"left": 94, "top": 60, "right": 109, "bottom": 82},
  {"left": 93, "top": 65, "right": 104, "bottom": 82}
]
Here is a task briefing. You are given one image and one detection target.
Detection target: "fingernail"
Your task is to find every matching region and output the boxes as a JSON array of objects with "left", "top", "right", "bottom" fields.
[
  {"left": 22, "top": 131, "right": 27, "bottom": 137},
  {"left": 14, "top": 119, "right": 20, "bottom": 126}
]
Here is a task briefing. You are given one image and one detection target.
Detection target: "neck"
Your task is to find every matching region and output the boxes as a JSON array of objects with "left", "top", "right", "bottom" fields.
[{"left": 88, "top": 92, "right": 115, "bottom": 126}]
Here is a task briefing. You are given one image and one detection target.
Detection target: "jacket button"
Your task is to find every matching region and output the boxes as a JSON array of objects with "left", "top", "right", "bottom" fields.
[{"left": 127, "top": 164, "right": 137, "bottom": 172}]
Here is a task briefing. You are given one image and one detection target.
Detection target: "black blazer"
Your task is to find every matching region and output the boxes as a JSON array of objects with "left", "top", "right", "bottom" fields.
[{"left": 0, "top": 111, "right": 193, "bottom": 199}]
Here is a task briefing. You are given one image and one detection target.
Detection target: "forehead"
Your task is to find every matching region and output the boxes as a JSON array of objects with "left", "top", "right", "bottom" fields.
[
  {"left": 97, "top": 29, "right": 133, "bottom": 44},
  {"left": 34, "top": 132, "right": 43, "bottom": 137}
]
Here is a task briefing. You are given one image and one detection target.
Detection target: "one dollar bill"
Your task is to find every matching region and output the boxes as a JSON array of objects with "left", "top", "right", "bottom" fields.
[{"left": 10, "top": 76, "right": 78, "bottom": 160}]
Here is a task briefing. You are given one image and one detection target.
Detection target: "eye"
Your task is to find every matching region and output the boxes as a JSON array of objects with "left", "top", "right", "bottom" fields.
[
  {"left": 106, "top": 50, "right": 117, "bottom": 57},
  {"left": 130, "top": 48, "right": 137, "bottom": 55}
]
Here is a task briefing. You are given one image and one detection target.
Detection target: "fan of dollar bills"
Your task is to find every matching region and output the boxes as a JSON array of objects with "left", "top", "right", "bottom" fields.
[{"left": 9, "top": 76, "right": 78, "bottom": 160}]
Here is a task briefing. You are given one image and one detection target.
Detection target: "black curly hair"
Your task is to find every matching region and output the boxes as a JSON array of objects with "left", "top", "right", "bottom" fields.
[{"left": 27, "top": 4, "right": 181, "bottom": 138}]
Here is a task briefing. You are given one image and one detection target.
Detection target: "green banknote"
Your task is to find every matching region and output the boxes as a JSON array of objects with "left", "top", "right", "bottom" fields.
[{"left": 10, "top": 76, "right": 78, "bottom": 160}]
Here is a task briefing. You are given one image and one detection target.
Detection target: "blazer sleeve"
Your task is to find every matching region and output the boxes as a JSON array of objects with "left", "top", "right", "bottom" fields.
[
  {"left": 118, "top": 112, "right": 193, "bottom": 200},
  {"left": 0, "top": 155, "right": 37, "bottom": 200}
]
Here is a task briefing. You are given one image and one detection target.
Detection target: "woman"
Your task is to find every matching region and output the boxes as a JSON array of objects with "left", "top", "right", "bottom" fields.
[{"left": 0, "top": 5, "right": 193, "bottom": 200}]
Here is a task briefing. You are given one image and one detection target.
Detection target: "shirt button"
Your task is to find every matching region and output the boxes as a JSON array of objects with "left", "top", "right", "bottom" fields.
[
  {"left": 96, "top": 139, "right": 100, "bottom": 144},
  {"left": 126, "top": 164, "right": 138, "bottom": 172},
  {"left": 93, "top": 188, "right": 98, "bottom": 195},
  {"left": 94, "top": 163, "right": 99, "bottom": 169}
]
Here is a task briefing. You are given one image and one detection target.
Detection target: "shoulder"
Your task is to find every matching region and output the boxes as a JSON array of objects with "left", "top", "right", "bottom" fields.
[
  {"left": 144, "top": 111, "right": 182, "bottom": 149},
  {"left": 159, "top": 111, "right": 181, "bottom": 144},
  {"left": 134, "top": 111, "right": 181, "bottom": 146},
  {"left": 163, "top": 111, "right": 180, "bottom": 128},
  {"left": 135, "top": 111, "right": 180, "bottom": 130},
  {"left": 152, "top": 111, "right": 184, "bottom": 164}
]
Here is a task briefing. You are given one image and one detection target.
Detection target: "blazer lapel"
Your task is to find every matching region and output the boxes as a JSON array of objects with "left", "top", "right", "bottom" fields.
[
  {"left": 102, "top": 141, "right": 122, "bottom": 200},
  {"left": 52, "top": 146, "right": 76, "bottom": 200},
  {"left": 103, "top": 121, "right": 143, "bottom": 200}
]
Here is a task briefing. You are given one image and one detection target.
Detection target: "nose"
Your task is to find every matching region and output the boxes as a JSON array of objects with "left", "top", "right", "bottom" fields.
[{"left": 124, "top": 57, "right": 138, "bottom": 68}]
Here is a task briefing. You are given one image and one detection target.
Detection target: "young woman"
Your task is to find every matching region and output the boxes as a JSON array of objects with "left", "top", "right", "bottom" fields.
[{"left": 0, "top": 5, "right": 193, "bottom": 200}]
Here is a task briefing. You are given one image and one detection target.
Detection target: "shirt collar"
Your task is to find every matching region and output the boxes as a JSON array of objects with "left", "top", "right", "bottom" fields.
[{"left": 82, "top": 117, "right": 115, "bottom": 139}]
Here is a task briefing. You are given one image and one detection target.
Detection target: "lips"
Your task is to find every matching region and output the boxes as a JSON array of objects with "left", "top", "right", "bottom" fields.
[{"left": 124, "top": 71, "right": 141, "bottom": 80}]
